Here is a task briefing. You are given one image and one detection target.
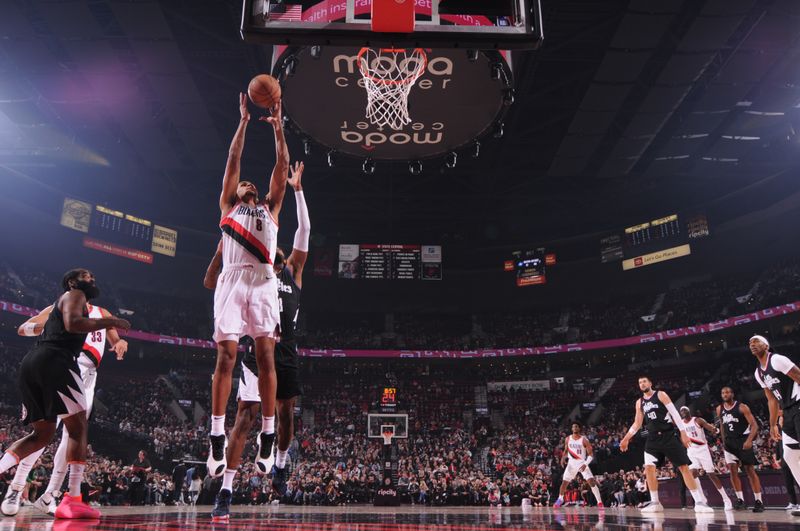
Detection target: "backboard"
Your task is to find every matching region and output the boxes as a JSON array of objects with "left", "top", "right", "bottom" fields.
[
  {"left": 242, "top": 0, "right": 543, "bottom": 49},
  {"left": 367, "top": 413, "right": 409, "bottom": 439}
]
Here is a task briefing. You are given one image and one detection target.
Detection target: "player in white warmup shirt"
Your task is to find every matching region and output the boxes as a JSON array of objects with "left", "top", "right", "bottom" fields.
[
  {"left": 553, "top": 422, "right": 603, "bottom": 508},
  {"left": 679, "top": 406, "right": 733, "bottom": 511},
  {"left": 1, "top": 302, "right": 127, "bottom": 517}
]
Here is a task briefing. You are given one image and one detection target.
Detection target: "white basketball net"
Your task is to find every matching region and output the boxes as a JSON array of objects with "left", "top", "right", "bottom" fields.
[{"left": 358, "top": 47, "right": 427, "bottom": 131}]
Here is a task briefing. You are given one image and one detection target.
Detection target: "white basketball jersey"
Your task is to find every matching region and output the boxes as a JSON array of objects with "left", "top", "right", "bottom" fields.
[
  {"left": 566, "top": 435, "right": 587, "bottom": 462},
  {"left": 686, "top": 417, "right": 708, "bottom": 446},
  {"left": 82, "top": 303, "right": 107, "bottom": 366},
  {"left": 220, "top": 201, "right": 278, "bottom": 277}
]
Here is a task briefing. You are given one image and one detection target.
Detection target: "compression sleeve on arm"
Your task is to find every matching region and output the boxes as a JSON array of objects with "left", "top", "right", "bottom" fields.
[
  {"left": 665, "top": 401, "right": 687, "bottom": 431},
  {"left": 293, "top": 190, "right": 310, "bottom": 252}
]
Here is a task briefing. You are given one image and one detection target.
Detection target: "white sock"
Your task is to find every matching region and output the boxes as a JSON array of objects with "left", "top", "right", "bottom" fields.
[
  {"left": 591, "top": 486, "right": 602, "bottom": 504},
  {"left": 210, "top": 415, "right": 226, "bottom": 436},
  {"left": 276, "top": 449, "right": 289, "bottom": 469},
  {"left": 690, "top": 489, "right": 706, "bottom": 504},
  {"left": 68, "top": 462, "right": 85, "bottom": 497},
  {"left": 754, "top": 492, "right": 762, "bottom": 502},
  {"left": 261, "top": 415, "right": 275, "bottom": 434},
  {"left": 649, "top": 491, "right": 659, "bottom": 504},
  {"left": 12, "top": 448, "right": 43, "bottom": 491},
  {"left": 735, "top": 490, "right": 743, "bottom": 500},
  {"left": 0, "top": 452, "right": 19, "bottom": 475},
  {"left": 717, "top": 487, "right": 731, "bottom": 503},
  {"left": 221, "top": 469, "right": 236, "bottom": 492},
  {"left": 46, "top": 428, "right": 69, "bottom": 496}
]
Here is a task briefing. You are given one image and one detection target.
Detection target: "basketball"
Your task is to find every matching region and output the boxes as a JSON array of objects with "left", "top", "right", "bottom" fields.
[{"left": 248, "top": 74, "right": 281, "bottom": 109}]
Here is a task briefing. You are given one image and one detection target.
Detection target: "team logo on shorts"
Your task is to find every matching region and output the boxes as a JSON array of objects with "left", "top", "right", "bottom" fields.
[{"left": 20, "top": 404, "right": 27, "bottom": 421}]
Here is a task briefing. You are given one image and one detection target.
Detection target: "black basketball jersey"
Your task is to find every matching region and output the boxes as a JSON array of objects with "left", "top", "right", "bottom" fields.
[
  {"left": 276, "top": 266, "right": 301, "bottom": 344},
  {"left": 720, "top": 401, "right": 750, "bottom": 439},
  {"left": 37, "top": 298, "right": 89, "bottom": 356},
  {"left": 755, "top": 353, "right": 800, "bottom": 411},
  {"left": 641, "top": 391, "right": 674, "bottom": 433},
  {"left": 241, "top": 267, "right": 301, "bottom": 374}
]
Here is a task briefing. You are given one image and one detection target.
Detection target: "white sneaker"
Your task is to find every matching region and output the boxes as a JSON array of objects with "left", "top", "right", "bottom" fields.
[
  {"left": 32, "top": 494, "right": 57, "bottom": 515},
  {"left": 255, "top": 431, "right": 276, "bottom": 474},
  {"left": 207, "top": 434, "right": 228, "bottom": 478},
  {"left": 0, "top": 489, "right": 21, "bottom": 516},
  {"left": 724, "top": 499, "right": 734, "bottom": 511},
  {"left": 694, "top": 502, "right": 714, "bottom": 514},
  {"left": 640, "top": 502, "right": 664, "bottom": 513}
]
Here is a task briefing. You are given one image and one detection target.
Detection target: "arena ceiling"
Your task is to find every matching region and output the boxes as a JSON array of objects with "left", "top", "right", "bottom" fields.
[{"left": 0, "top": 0, "right": 798, "bottom": 251}]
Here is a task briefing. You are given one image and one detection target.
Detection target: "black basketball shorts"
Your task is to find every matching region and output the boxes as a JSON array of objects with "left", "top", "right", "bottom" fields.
[
  {"left": 723, "top": 437, "right": 757, "bottom": 466},
  {"left": 644, "top": 431, "right": 691, "bottom": 468},
  {"left": 18, "top": 347, "right": 87, "bottom": 424},
  {"left": 275, "top": 341, "right": 302, "bottom": 401}
]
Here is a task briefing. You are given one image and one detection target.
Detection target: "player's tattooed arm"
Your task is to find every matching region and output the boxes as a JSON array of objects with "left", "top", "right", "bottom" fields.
[
  {"left": 61, "top": 290, "right": 130, "bottom": 334},
  {"left": 261, "top": 101, "right": 289, "bottom": 220},
  {"left": 764, "top": 390, "right": 782, "bottom": 442},
  {"left": 620, "top": 399, "right": 643, "bottom": 452},
  {"left": 220, "top": 93, "right": 250, "bottom": 215},
  {"left": 17, "top": 304, "right": 53, "bottom": 336},
  {"left": 204, "top": 239, "right": 224, "bottom": 290}
]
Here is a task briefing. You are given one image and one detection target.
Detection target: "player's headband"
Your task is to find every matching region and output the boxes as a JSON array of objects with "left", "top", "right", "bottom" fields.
[{"left": 750, "top": 335, "right": 770, "bottom": 348}]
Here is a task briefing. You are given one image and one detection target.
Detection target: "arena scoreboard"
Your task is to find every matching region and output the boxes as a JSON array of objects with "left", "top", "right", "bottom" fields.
[
  {"left": 338, "top": 244, "right": 442, "bottom": 280},
  {"left": 600, "top": 213, "right": 709, "bottom": 269},
  {"left": 60, "top": 197, "right": 178, "bottom": 263},
  {"left": 504, "top": 248, "right": 555, "bottom": 287},
  {"left": 380, "top": 387, "right": 398, "bottom": 411}
]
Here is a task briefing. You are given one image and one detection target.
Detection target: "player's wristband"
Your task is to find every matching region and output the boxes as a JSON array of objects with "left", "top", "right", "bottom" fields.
[
  {"left": 21, "top": 323, "right": 37, "bottom": 336},
  {"left": 627, "top": 428, "right": 637, "bottom": 436}
]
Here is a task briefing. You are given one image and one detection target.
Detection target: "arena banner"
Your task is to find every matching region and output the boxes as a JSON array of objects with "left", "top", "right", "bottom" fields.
[
  {"left": 486, "top": 380, "right": 550, "bottom": 392},
  {"left": 1, "top": 300, "right": 798, "bottom": 357}
]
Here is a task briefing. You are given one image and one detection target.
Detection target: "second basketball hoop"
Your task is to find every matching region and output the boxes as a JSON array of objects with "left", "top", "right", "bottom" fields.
[{"left": 357, "top": 47, "right": 427, "bottom": 131}]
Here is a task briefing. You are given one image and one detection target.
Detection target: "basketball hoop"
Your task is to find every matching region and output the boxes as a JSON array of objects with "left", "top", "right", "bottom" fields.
[{"left": 358, "top": 47, "right": 427, "bottom": 131}]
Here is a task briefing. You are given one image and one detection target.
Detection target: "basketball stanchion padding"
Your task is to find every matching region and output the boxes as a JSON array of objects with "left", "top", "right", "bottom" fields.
[{"left": 371, "top": 0, "right": 415, "bottom": 33}]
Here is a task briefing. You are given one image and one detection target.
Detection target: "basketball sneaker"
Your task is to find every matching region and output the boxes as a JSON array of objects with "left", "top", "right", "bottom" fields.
[
  {"left": 752, "top": 500, "right": 765, "bottom": 513},
  {"left": 271, "top": 465, "right": 288, "bottom": 496},
  {"left": 694, "top": 502, "right": 714, "bottom": 514},
  {"left": 640, "top": 501, "right": 664, "bottom": 513},
  {"left": 0, "top": 488, "right": 21, "bottom": 516},
  {"left": 724, "top": 499, "right": 733, "bottom": 511},
  {"left": 255, "top": 432, "right": 276, "bottom": 474},
  {"left": 211, "top": 489, "right": 232, "bottom": 521},
  {"left": 553, "top": 497, "right": 564, "bottom": 508},
  {"left": 597, "top": 502, "right": 604, "bottom": 508},
  {"left": 33, "top": 493, "right": 58, "bottom": 515},
  {"left": 207, "top": 434, "right": 228, "bottom": 478},
  {"left": 54, "top": 494, "right": 100, "bottom": 519},
  {"left": 734, "top": 498, "right": 745, "bottom": 510}
]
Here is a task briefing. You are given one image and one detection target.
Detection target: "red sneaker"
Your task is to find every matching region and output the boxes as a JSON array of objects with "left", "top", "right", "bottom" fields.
[
  {"left": 54, "top": 494, "right": 101, "bottom": 519},
  {"left": 598, "top": 502, "right": 604, "bottom": 508}
]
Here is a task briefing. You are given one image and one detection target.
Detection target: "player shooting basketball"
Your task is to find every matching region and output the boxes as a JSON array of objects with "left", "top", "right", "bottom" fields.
[
  {"left": 204, "top": 161, "right": 309, "bottom": 521},
  {"left": 207, "top": 92, "right": 289, "bottom": 479}
]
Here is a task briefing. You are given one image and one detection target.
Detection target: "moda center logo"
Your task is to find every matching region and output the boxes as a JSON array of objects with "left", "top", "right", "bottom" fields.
[{"left": 275, "top": 46, "right": 510, "bottom": 160}]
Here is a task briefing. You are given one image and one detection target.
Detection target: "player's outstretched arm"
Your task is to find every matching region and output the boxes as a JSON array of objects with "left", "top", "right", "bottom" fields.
[
  {"left": 17, "top": 304, "right": 54, "bottom": 336},
  {"left": 696, "top": 417, "right": 719, "bottom": 436},
  {"left": 61, "top": 290, "right": 130, "bottom": 334},
  {"left": 220, "top": 93, "right": 250, "bottom": 215},
  {"left": 100, "top": 307, "right": 128, "bottom": 360},
  {"left": 260, "top": 102, "right": 289, "bottom": 220},
  {"left": 203, "top": 240, "right": 224, "bottom": 290},
  {"left": 286, "top": 161, "right": 309, "bottom": 288}
]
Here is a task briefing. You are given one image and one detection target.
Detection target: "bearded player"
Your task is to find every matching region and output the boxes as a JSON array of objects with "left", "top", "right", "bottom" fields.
[
  {"left": 620, "top": 375, "right": 713, "bottom": 513},
  {"left": 204, "top": 161, "right": 308, "bottom": 520},
  {"left": 1, "top": 301, "right": 128, "bottom": 516},
  {"left": 678, "top": 406, "right": 733, "bottom": 511},
  {"left": 749, "top": 335, "right": 800, "bottom": 517},
  {"left": 0, "top": 269, "right": 130, "bottom": 519},
  {"left": 553, "top": 422, "right": 603, "bottom": 508},
  {"left": 207, "top": 93, "right": 289, "bottom": 478}
]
